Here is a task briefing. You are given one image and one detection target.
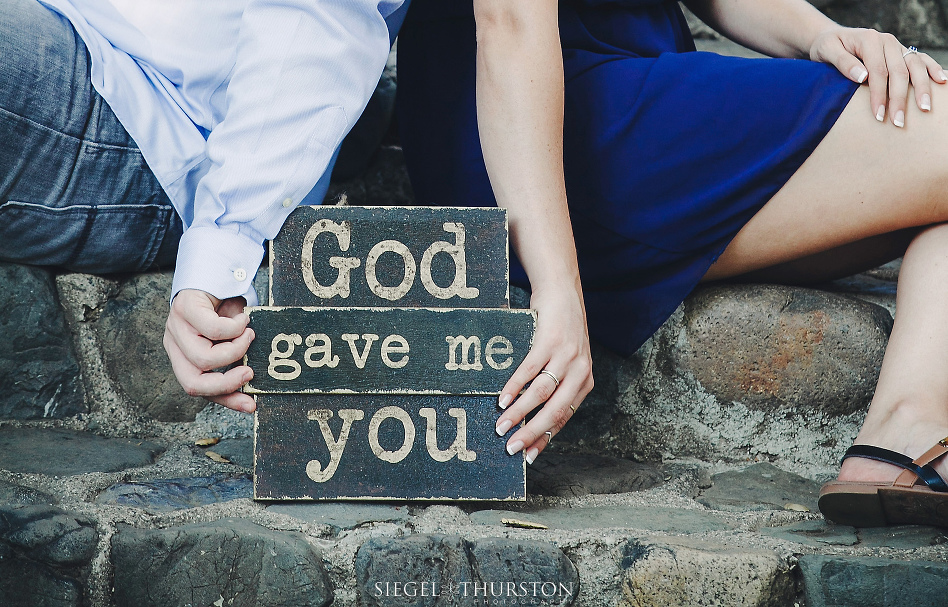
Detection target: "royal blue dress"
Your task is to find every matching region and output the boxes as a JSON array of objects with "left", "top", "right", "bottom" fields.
[{"left": 395, "top": 0, "right": 859, "bottom": 355}]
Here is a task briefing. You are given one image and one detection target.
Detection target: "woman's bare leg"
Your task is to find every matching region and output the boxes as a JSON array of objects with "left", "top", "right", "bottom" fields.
[{"left": 706, "top": 82, "right": 948, "bottom": 482}]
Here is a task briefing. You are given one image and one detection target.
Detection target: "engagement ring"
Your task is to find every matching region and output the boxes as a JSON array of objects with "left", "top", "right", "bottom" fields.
[{"left": 903, "top": 46, "right": 919, "bottom": 58}]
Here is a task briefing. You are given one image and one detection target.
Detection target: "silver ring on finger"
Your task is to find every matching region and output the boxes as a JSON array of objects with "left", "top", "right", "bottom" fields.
[
  {"left": 545, "top": 430, "right": 553, "bottom": 445},
  {"left": 903, "top": 46, "right": 919, "bottom": 58},
  {"left": 539, "top": 369, "right": 560, "bottom": 389}
]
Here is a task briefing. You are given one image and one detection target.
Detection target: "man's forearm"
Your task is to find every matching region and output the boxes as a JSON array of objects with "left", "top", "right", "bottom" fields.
[{"left": 685, "top": 0, "right": 838, "bottom": 59}]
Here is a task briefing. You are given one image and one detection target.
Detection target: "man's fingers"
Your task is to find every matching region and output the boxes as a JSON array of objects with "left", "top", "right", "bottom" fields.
[
  {"left": 173, "top": 290, "right": 248, "bottom": 341},
  {"left": 217, "top": 296, "right": 249, "bottom": 320},
  {"left": 208, "top": 391, "right": 257, "bottom": 413},
  {"left": 165, "top": 332, "right": 253, "bottom": 400},
  {"left": 170, "top": 324, "right": 255, "bottom": 372}
]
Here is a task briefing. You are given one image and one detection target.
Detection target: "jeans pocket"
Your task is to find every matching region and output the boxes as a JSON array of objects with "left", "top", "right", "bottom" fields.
[{"left": 0, "top": 201, "right": 177, "bottom": 273}]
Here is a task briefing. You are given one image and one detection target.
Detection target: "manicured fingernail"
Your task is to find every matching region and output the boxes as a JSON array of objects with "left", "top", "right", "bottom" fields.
[
  {"left": 895, "top": 110, "right": 905, "bottom": 127},
  {"left": 850, "top": 67, "right": 868, "bottom": 83},
  {"left": 922, "top": 94, "right": 932, "bottom": 111},
  {"left": 876, "top": 106, "right": 885, "bottom": 122},
  {"left": 525, "top": 448, "right": 539, "bottom": 465},
  {"left": 506, "top": 439, "right": 524, "bottom": 455},
  {"left": 940, "top": 71, "right": 947, "bottom": 82},
  {"left": 495, "top": 419, "right": 513, "bottom": 436},
  {"left": 498, "top": 394, "right": 512, "bottom": 409}
]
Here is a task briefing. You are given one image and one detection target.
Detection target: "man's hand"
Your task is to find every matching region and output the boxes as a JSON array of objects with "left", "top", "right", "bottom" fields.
[{"left": 163, "top": 289, "right": 256, "bottom": 412}]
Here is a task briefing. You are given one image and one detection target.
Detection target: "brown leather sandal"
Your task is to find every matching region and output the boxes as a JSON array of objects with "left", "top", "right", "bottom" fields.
[{"left": 818, "top": 437, "right": 948, "bottom": 528}]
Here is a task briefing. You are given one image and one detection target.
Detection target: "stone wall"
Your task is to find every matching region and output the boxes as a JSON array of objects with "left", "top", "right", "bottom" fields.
[{"left": 685, "top": 0, "right": 948, "bottom": 49}]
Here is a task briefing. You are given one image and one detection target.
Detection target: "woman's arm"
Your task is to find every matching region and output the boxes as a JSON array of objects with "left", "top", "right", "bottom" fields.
[
  {"left": 684, "top": 0, "right": 834, "bottom": 60},
  {"left": 473, "top": 0, "right": 593, "bottom": 463},
  {"left": 685, "top": 0, "right": 946, "bottom": 127}
]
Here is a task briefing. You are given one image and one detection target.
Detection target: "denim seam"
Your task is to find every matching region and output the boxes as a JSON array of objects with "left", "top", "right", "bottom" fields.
[
  {"left": 2, "top": 201, "right": 173, "bottom": 212},
  {"left": 0, "top": 106, "right": 141, "bottom": 152}
]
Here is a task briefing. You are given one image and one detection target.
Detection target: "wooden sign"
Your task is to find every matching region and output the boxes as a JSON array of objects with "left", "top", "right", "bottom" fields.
[
  {"left": 245, "top": 307, "right": 535, "bottom": 394},
  {"left": 252, "top": 206, "right": 531, "bottom": 501},
  {"left": 253, "top": 394, "right": 524, "bottom": 500},
  {"left": 269, "top": 206, "right": 509, "bottom": 308}
]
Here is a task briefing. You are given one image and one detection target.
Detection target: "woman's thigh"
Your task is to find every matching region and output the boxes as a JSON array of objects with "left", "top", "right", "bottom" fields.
[
  {"left": 706, "top": 83, "right": 948, "bottom": 281},
  {"left": 0, "top": 0, "right": 180, "bottom": 273}
]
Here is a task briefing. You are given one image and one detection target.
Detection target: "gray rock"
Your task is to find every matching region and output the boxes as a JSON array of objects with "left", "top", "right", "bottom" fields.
[
  {"left": 761, "top": 519, "right": 859, "bottom": 547},
  {"left": 619, "top": 538, "right": 794, "bottom": 607},
  {"left": 856, "top": 525, "right": 948, "bottom": 550},
  {"left": 355, "top": 535, "right": 577, "bottom": 606},
  {"left": 111, "top": 519, "right": 332, "bottom": 607},
  {"left": 572, "top": 284, "right": 893, "bottom": 473},
  {"left": 0, "top": 504, "right": 97, "bottom": 607},
  {"left": 95, "top": 272, "right": 206, "bottom": 421},
  {"left": 0, "top": 263, "right": 83, "bottom": 419},
  {"left": 0, "top": 479, "right": 56, "bottom": 506},
  {"left": 827, "top": 272, "right": 898, "bottom": 315},
  {"left": 0, "top": 556, "right": 83, "bottom": 607},
  {"left": 820, "top": 0, "right": 948, "bottom": 50},
  {"left": 96, "top": 473, "right": 252, "bottom": 511},
  {"left": 211, "top": 438, "right": 253, "bottom": 468},
  {"left": 697, "top": 462, "right": 821, "bottom": 512},
  {"left": 527, "top": 453, "right": 664, "bottom": 497},
  {"left": 0, "top": 505, "right": 97, "bottom": 567},
  {"left": 267, "top": 503, "right": 410, "bottom": 530},
  {"left": 324, "top": 146, "right": 415, "bottom": 207},
  {"left": 0, "top": 427, "right": 163, "bottom": 475},
  {"left": 193, "top": 403, "right": 254, "bottom": 439},
  {"left": 681, "top": 285, "right": 891, "bottom": 416},
  {"left": 469, "top": 506, "right": 734, "bottom": 534},
  {"left": 799, "top": 555, "right": 948, "bottom": 607}
]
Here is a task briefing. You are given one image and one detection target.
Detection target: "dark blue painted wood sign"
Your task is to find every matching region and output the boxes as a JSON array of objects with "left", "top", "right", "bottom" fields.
[{"left": 251, "top": 206, "right": 531, "bottom": 501}]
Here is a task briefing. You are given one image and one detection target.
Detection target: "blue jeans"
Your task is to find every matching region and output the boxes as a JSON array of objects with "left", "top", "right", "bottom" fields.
[{"left": 0, "top": 0, "right": 181, "bottom": 273}]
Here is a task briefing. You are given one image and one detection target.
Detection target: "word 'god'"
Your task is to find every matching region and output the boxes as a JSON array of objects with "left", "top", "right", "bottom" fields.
[{"left": 303, "top": 220, "right": 479, "bottom": 301}]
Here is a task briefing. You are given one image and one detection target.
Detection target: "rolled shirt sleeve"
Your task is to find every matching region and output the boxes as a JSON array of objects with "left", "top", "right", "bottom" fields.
[{"left": 171, "top": 0, "right": 404, "bottom": 305}]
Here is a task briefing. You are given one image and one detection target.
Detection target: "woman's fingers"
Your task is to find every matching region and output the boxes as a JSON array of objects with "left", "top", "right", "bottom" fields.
[
  {"left": 507, "top": 374, "right": 585, "bottom": 464},
  {"left": 883, "top": 38, "right": 911, "bottom": 126},
  {"left": 922, "top": 53, "right": 948, "bottom": 85},
  {"left": 859, "top": 33, "right": 891, "bottom": 124},
  {"left": 816, "top": 33, "right": 867, "bottom": 84},
  {"left": 907, "top": 53, "right": 934, "bottom": 112}
]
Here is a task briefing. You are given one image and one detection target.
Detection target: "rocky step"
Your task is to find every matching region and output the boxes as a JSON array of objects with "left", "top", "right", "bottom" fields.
[
  {"left": 0, "top": 426, "right": 945, "bottom": 607},
  {"left": 0, "top": 253, "right": 896, "bottom": 477}
]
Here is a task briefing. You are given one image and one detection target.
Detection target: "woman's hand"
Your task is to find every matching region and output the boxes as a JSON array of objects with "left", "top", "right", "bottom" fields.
[
  {"left": 494, "top": 283, "right": 593, "bottom": 464},
  {"left": 809, "top": 26, "right": 948, "bottom": 126}
]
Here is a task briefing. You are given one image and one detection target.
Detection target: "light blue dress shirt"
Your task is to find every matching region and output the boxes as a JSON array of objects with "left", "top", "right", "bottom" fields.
[{"left": 38, "top": 0, "right": 408, "bottom": 305}]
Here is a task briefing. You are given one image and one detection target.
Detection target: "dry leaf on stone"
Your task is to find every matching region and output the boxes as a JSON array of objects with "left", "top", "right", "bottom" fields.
[
  {"left": 195, "top": 437, "right": 220, "bottom": 447},
  {"left": 784, "top": 503, "right": 810, "bottom": 512},
  {"left": 205, "top": 451, "right": 232, "bottom": 464},
  {"left": 501, "top": 518, "right": 548, "bottom": 530}
]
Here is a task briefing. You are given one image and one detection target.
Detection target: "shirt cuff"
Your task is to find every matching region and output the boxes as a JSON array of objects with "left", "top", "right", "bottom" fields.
[{"left": 171, "top": 226, "right": 264, "bottom": 306}]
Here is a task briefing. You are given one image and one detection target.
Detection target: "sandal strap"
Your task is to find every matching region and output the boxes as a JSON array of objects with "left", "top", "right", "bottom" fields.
[
  {"left": 842, "top": 444, "right": 948, "bottom": 492},
  {"left": 894, "top": 437, "right": 948, "bottom": 488}
]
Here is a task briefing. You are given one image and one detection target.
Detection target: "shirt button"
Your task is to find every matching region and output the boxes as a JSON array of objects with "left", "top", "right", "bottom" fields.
[
  {"left": 282, "top": 198, "right": 292, "bottom": 208},
  {"left": 233, "top": 268, "right": 247, "bottom": 281}
]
